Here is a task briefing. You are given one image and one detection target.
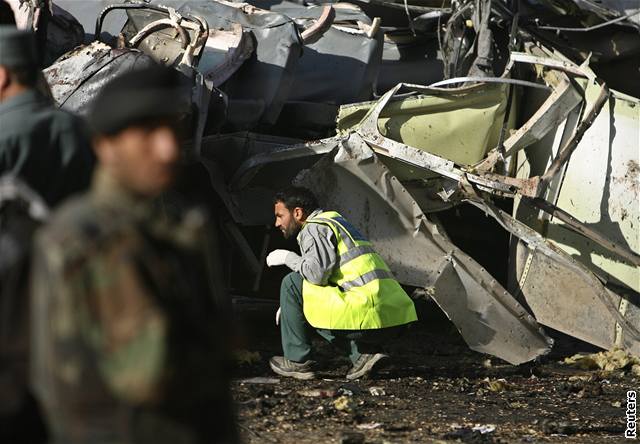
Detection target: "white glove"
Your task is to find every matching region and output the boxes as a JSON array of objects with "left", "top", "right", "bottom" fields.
[
  {"left": 266, "top": 249, "right": 291, "bottom": 267},
  {"left": 275, "top": 307, "right": 281, "bottom": 326}
]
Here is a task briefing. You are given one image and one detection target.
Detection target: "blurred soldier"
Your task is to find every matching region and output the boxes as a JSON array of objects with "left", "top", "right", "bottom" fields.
[
  {"left": 30, "top": 66, "right": 237, "bottom": 444},
  {"left": 0, "top": 177, "right": 48, "bottom": 443},
  {"left": 0, "top": 26, "right": 94, "bottom": 207},
  {"left": 266, "top": 186, "right": 417, "bottom": 380},
  {"left": 0, "top": 24, "right": 90, "bottom": 444}
]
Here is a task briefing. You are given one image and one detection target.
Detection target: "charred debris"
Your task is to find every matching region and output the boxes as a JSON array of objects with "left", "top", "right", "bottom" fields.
[{"left": 20, "top": 0, "right": 640, "bottom": 364}]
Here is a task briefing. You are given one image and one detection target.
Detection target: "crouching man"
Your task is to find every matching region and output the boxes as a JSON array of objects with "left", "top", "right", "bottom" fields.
[{"left": 266, "top": 186, "right": 417, "bottom": 380}]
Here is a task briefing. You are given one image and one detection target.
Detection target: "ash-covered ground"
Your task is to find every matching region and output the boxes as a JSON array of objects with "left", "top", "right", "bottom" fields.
[{"left": 232, "top": 300, "right": 636, "bottom": 443}]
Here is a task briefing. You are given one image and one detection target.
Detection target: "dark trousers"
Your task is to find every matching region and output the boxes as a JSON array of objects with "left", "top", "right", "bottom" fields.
[{"left": 279, "top": 272, "right": 402, "bottom": 364}]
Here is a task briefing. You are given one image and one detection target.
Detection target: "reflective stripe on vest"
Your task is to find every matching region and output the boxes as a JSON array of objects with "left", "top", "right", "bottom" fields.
[
  {"left": 339, "top": 244, "right": 376, "bottom": 267},
  {"left": 340, "top": 269, "right": 396, "bottom": 291},
  {"left": 300, "top": 211, "right": 417, "bottom": 330}
]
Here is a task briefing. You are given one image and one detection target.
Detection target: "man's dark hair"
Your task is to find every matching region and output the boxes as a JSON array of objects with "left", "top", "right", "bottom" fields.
[
  {"left": 274, "top": 186, "right": 319, "bottom": 215},
  {"left": 8, "top": 66, "right": 37, "bottom": 87}
]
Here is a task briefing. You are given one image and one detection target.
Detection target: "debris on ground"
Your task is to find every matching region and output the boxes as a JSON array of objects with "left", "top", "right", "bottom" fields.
[
  {"left": 338, "top": 383, "right": 365, "bottom": 396},
  {"left": 443, "top": 425, "right": 498, "bottom": 443},
  {"left": 234, "top": 350, "right": 262, "bottom": 366},
  {"left": 298, "top": 388, "right": 337, "bottom": 398},
  {"left": 368, "top": 386, "right": 386, "bottom": 396},
  {"left": 481, "top": 378, "right": 511, "bottom": 393},
  {"left": 233, "top": 315, "right": 635, "bottom": 443},
  {"left": 563, "top": 349, "right": 640, "bottom": 373},
  {"left": 238, "top": 377, "right": 280, "bottom": 385},
  {"left": 333, "top": 395, "right": 356, "bottom": 413},
  {"left": 356, "top": 422, "right": 382, "bottom": 430}
]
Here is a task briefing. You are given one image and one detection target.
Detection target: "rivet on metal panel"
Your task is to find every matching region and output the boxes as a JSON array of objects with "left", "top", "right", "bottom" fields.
[
  {"left": 614, "top": 298, "right": 630, "bottom": 347},
  {"left": 518, "top": 246, "right": 536, "bottom": 290}
]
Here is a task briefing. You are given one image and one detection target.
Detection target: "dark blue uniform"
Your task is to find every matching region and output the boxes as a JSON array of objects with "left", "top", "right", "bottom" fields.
[{"left": 0, "top": 90, "right": 94, "bottom": 206}]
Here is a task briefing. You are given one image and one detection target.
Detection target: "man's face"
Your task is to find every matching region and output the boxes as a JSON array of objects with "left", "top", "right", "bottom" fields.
[
  {"left": 0, "top": 65, "right": 25, "bottom": 102},
  {"left": 274, "top": 201, "right": 305, "bottom": 239},
  {"left": 95, "top": 122, "right": 180, "bottom": 197}
]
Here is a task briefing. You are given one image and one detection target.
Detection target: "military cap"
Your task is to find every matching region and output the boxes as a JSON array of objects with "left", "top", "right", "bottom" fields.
[
  {"left": 88, "top": 65, "right": 186, "bottom": 136},
  {"left": 0, "top": 25, "right": 37, "bottom": 67}
]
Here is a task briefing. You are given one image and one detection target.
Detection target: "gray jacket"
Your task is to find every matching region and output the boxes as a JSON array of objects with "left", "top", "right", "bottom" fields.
[{"left": 284, "top": 209, "right": 337, "bottom": 285}]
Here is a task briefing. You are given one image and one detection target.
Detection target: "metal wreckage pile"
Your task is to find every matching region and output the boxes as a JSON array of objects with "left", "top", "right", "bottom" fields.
[{"left": 22, "top": 0, "right": 640, "bottom": 365}]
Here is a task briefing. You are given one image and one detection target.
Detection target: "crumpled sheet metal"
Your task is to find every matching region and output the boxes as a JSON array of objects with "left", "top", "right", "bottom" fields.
[
  {"left": 179, "top": 0, "right": 303, "bottom": 127},
  {"left": 533, "top": 0, "right": 640, "bottom": 29},
  {"left": 212, "top": 53, "right": 637, "bottom": 361},
  {"left": 295, "top": 133, "right": 552, "bottom": 365},
  {"left": 337, "top": 82, "right": 510, "bottom": 167},
  {"left": 342, "top": 58, "right": 640, "bottom": 357},
  {"left": 117, "top": 0, "right": 303, "bottom": 128},
  {"left": 240, "top": 1, "right": 384, "bottom": 134},
  {"left": 516, "top": 77, "right": 639, "bottom": 293},
  {"left": 519, "top": 245, "right": 640, "bottom": 355},
  {"left": 198, "top": 132, "right": 329, "bottom": 226},
  {"left": 465, "top": 198, "right": 640, "bottom": 356},
  {"left": 499, "top": 71, "right": 582, "bottom": 160},
  {"left": 53, "top": 0, "right": 129, "bottom": 41},
  {"left": 197, "top": 24, "right": 254, "bottom": 87},
  {"left": 42, "top": 2, "right": 86, "bottom": 67},
  {"left": 512, "top": 69, "right": 640, "bottom": 353},
  {"left": 7, "top": 0, "right": 85, "bottom": 67},
  {"left": 43, "top": 42, "right": 157, "bottom": 115},
  {"left": 269, "top": 3, "right": 383, "bottom": 105},
  {"left": 378, "top": 33, "right": 444, "bottom": 93},
  {"left": 326, "top": 53, "right": 636, "bottom": 358},
  {"left": 286, "top": 25, "right": 382, "bottom": 105}
]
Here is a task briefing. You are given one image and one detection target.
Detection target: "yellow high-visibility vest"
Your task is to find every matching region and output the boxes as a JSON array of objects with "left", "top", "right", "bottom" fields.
[{"left": 300, "top": 211, "right": 417, "bottom": 330}]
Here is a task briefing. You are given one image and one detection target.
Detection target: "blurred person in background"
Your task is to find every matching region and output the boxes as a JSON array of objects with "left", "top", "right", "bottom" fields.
[
  {"left": 0, "top": 25, "right": 93, "bottom": 207},
  {"left": 30, "top": 65, "right": 238, "bottom": 444},
  {"left": 0, "top": 23, "right": 91, "bottom": 444}
]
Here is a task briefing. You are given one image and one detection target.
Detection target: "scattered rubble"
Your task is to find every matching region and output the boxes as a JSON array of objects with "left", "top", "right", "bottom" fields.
[
  {"left": 356, "top": 422, "right": 382, "bottom": 430},
  {"left": 233, "top": 316, "right": 635, "bottom": 443},
  {"left": 563, "top": 348, "right": 640, "bottom": 374},
  {"left": 481, "top": 378, "right": 511, "bottom": 393},
  {"left": 298, "top": 388, "right": 337, "bottom": 398},
  {"left": 333, "top": 395, "right": 356, "bottom": 413},
  {"left": 239, "top": 377, "right": 280, "bottom": 385}
]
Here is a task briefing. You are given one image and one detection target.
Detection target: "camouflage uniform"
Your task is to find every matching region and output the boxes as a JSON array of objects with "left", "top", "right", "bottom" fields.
[{"left": 30, "top": 168, "right": 237, "bottom": 444}]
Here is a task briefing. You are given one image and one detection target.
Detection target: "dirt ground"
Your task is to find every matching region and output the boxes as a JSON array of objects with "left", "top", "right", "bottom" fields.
[{"left": 232, "top": 299, "right": 637, "bottom": 443}]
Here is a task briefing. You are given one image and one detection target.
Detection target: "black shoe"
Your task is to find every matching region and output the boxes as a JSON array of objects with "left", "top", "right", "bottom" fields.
[
  {"left": 269, "top": 356, "right": 316, "bottom": 380},
  {"left": 346, "top": 353, "right": 389, "bottom": 380}
]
